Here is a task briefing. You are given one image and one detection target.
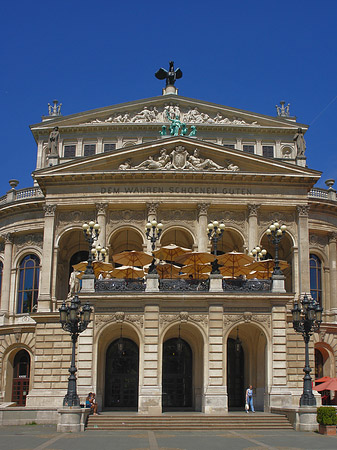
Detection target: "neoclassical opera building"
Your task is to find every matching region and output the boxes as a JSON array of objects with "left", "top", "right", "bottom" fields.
[{"left": 0, "top": 71, "right": 336, "bottom": 419}]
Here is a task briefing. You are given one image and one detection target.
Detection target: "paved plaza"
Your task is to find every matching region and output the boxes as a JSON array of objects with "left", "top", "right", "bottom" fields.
[{"left": 0, "top": 424, "right": 336, "bottom": 450}]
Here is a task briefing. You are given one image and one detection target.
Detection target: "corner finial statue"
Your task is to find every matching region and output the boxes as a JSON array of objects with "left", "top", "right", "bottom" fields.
[{"left": 155, "top": 61, "right": 182, "bottom": 87}]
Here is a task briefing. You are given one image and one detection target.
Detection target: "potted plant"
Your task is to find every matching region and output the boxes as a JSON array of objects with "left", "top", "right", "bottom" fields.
[{"left": 317, "top": 406, "right": 337, "bottom": 435}]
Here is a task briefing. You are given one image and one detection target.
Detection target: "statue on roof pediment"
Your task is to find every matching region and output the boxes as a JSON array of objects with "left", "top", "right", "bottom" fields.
[
  {"left": 86, "top": 104, "right": 260, "bottom": 127},
  {"left": 118, "top": 146, "right": 239, "bottom": 172}
]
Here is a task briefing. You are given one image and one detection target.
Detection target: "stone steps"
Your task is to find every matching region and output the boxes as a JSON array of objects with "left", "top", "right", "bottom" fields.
[{"left": 86, "top": 413, "right": 293, "bottom": 430}]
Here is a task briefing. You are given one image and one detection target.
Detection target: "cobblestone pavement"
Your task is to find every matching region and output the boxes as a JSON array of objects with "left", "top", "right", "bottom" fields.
[{"left": 0, "top": 425, "right": 336, "bottom": 450}]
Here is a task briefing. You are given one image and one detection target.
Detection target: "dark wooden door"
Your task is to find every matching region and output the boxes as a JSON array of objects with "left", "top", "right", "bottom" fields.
[{"left": 12, "top": 350, "right": 30, "bottom": 406}]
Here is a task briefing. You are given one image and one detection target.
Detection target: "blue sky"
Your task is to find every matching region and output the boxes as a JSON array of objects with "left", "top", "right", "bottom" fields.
[{"left": 1, "top": 0, "right": 336, "bottom": 195}]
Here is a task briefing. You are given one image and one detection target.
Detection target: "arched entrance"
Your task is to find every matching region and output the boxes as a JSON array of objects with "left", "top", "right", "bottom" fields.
[
  {"left": 105, "top": 338, "right": 139, "bottom": 409},
  {"left": 227, "top": 337, "right": 244, "bottom": 407},
  {"left": 12, "top": 350, "right": 30, "bottom": 406},
  {"left": 227, "top": 324, "right": 267, "bottom": 411},
  {"left": 162, "top": 338, "right": 192, "bottom": 409}
]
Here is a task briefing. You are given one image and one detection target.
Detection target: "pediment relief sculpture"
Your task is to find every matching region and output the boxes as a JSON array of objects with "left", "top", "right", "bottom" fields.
[
  {"left": 88, "top": 104, "right": 260, "bottom": 126},
  {"left": 118, "top": 146, "right": 239, "bottom": 172}
]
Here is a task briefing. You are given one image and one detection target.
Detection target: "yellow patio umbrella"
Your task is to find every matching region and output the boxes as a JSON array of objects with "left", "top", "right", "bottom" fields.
[
  {"left": 72, "top": 260, "right": 114, "bottom": 278},
  {"left": 246, "top": 259, "right": 289, "bottom": 279},
  {"left": 217, "top": 251, "right": 254, "bottom": 278},
  {"left": 112, "top": 250, "right": 153, "bottom": 267},
  {"left": 219, "top": 264, "right": 254, "bottom": 278},
  {"left": 181, "top": 263, "right": 211, "bottom": 279},
  {"left": 145, "top": 261, "right": 181, "bottom": 279},
  {"left": 175, "top": 251, "right": 215, "bottom": 266},
  {"left": 153, "top": 244, "right": 192, "bottom": 262},
  {"left": 179, "top": 272, "right": 209, "bottom": 280},
  {"left": 110, "top": 265, "right": 144, "bottom": 279}
]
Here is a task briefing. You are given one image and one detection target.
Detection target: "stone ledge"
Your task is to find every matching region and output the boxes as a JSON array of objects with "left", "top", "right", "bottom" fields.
[{"left": 271, "top": 406, "right": 318, "bottom": 432}]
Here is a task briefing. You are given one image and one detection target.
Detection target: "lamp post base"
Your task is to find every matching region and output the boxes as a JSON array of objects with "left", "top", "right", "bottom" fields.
[{"left": 57, "top": 407, "right": 90, "bottom": 432}]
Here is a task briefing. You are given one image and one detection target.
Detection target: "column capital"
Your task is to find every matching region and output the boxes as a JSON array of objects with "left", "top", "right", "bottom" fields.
[
  {"left": 95, "top": 202, "right": 108, "bottom": 215},
  {"left": 1, "top": 233, "right": 14, "bottom": 244},
  {"left": 43, "top": 204, "right": 57, "bottom": 216},
  {"left": 328, "top": 232, "right": 337, "bottom": 244},
  {"left": 297, "top": 204, "right": 310, "bottom": 217},
  {"left": 146, "top": 202, "right": 160, "bottom": 216},
  {"left": 247, "top": 204, "right": 260, "bottom": 217},
  {"left": 197, "top": 203, "right": 210, "bottom": 216}
]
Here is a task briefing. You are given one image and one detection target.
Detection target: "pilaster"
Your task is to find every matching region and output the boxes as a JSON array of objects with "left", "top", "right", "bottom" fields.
[
  {"left": 328, "top": 233, "right": 337, "bottom": 316},
  {"left": 297, "top": 205, "right": 310, "bottom": 294},
  {"left": 203, "top": 303, "right": 227, "bottom": 413},
  {"left": 0, "top": 233, "right": 13, "bottom": 322},
  {"left": 138, "top": 304, "right": 161, "bottom": 414},
  {"left": 37, "top": 205, "right": 56, "bottom": 312}
]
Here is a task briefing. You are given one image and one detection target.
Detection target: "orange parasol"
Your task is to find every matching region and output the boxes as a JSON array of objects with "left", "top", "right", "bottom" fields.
[
  {"left": 175, "top": 252, "right": 215, "bottom": 266},
  {"left": 153, "top": 244, "right": 191, "bottom": 262},
  {"left": 112, "top": 250, "right": 153, "bottom": 267},
  {"left": 145, "top": 261, "right": 181, "bottom": 279},
  {"left": 73, "top": 260, "right": 114, "bottom": 278},
  {"left": 181, "top": 263, "right": 211, "bottom": 278},
  {"left": 110, "top": 265, "right": 144, "bottom": 279},
  {"left": 217, "top": 252, "right": 254, "bottom": 278},
  {"left": 246, "top": 259, "right": 289, "bottom": 279}
]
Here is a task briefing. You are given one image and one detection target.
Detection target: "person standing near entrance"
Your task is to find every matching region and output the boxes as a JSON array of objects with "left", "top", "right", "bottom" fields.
[{"left": 245, "top": 385, "right": 255, "bottom": 413}]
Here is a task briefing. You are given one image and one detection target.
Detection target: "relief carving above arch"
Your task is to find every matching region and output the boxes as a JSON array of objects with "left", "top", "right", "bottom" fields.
[
  {"left": 57, "top": 210, "right": 96, "bottom": 228},
  {"left": 95, "top": 312, "right": 144, "bottom": 332},
  {"left": 14, "top": 233, "right": 43, "bottom": 251},
  {"left": 223, "top": 312, "right": 271, "bottom": 329},
  {"left": 159, "top": 312, "right": 208, "bottom": 330},
  {"left": 309, "top": 234, "right": 328, "bottom": 249},
  {"left": 109, "top": 210, "right": 146, "bottom": 223}
]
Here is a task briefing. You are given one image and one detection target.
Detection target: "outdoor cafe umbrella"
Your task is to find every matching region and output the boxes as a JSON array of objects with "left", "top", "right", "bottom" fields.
[
  {"left": 216, "top": 251, "right": 254, "bottom": 278},
  {"left": 179, "top": 272, "right": 209, "bottom": 280},
  {"left": 72, "top": 260, "right": 114, "bottom": 278},
  {"left": 181, "top": 263, "right": 211, "bottom": 279},
  {"left": 144, "top": 261, "right": 181, "bottom": 279},
  {"left": 112, "top": 250, "right": 153, "bottom": 267},
  {"left": 219, "top": 264, "right": 253, "bottom": 278},
  {"left": 175, "top": 251, "right": 215, "bottom": 266},
  {"left": 314, "top": 378, "right": 337, "bottom": 392},
  {"left": 315, "top": 376, "right": 332, "bottom": 384},
  {"left": 153, "top": 244, "right": 191, "bottom": 262},
  {"left": 110, "top": 265, "right": 144, "bottom": 279},
  {"left": 246, "top": 259, "right": 289, "bottom": 279}
]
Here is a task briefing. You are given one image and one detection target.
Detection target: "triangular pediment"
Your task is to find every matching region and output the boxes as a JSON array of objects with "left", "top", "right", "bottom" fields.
[
  {"left": 34, "top": 137, "right": 320, "bottom": 192},
  {"left": 30, "top": 94, "right": 307, "bottom": 134}
]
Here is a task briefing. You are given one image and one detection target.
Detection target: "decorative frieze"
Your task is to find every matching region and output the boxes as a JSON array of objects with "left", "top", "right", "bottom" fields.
[
  {"left": 58, "top": 210, "right": 95, "bottom": 225},
  {"left": 159, "top": 312, "right": 208, "bottom": 329},
  {"left": 14, "top": 233, "right": 43, "bottom": 250},
  {"left": 309, "top": 234, "right": 328, "bottom": 249},
  {"left": 223, "top": 312, "right": 271, "bottom": 328},
  {"left": 95, "top": 312, "right": 144, "bottom": 331},
  {"left": 160, "top": 209, "right": 196, "bottom": 222},
  {"left": 209, "top": 211, "right": 245, "bottom": 226},
  {"left": 109, "top": 210, "right": 146, "bottom": 223}
]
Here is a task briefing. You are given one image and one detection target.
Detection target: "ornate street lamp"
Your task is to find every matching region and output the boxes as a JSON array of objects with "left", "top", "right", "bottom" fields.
[
  {"left": 207, "top": 220, "right": 225, "bottom": 273},
  {"left": 249, "top": 246, "right": 267, "bottom": 261},
  {"left": 145, "top": 219, "right": 163, "bottom": 274},
  {"left": 266, "top": 221, "right": 287, "bottom": 276},
  {"left": 291, "top": 294, "right": 323, "bottom": 406},
  {"left": 59, "top": 295, "right": 92, "bottom": 406},
  {"left": 82, "top": 221, "right": 100, "bottom": 275},
  {"left": 92, "top": 243, "right": 107, "bottom": 262}
]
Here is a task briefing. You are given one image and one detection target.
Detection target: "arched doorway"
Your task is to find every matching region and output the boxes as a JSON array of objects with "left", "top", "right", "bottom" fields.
[
  {"left": 12, "top": 350, "right": 30, "bottom": 406},
  {"left": 227, "top": 337, "right": 244, "bottom": 408},
  {"left": 162, "top": 338, "right": 192, "bottom": 409},
  {"left": 105, "top": 338, "right": 139, "bottom": 409}
]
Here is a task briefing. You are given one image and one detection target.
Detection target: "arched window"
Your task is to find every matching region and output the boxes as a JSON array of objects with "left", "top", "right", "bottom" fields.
[
  {"left": 310, "top": 254, "right": 322, "bottom": 305},
  {"left": 0, "top": 260, "right": 3, "bottom": 301},
  {"left": 17, "top": 254, "right": 40, "bottom": 314}
]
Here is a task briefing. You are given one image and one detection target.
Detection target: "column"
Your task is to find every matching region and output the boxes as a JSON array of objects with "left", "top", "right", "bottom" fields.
[
  {"left": 197, "top": 203, "right": 210, "bottom": 252},
  {"left": 247, "top": 204, "right": 260, "bottom": 252},
  {"left": 328, "top": 233, "right": 337, "bottom": 314},
  {"left": 0, "top": 233, "right": 13, "bottom": 322},
  {"left": 97, "top": 137, "right": 103, "bottom": 154},
  {"left": 96, "top": 203, "right": 108, "bottom": 251},
  {"left": 297, "top": 205, "right": 310, "bottom": 294},
  {"left": 37, "top": 205, "right": 56, "bottom": 312},
  {"left": 203, "top": 304, "right": 227, "bottom": 413},
  {"left": 138, "top": 304, "right": 161, "bottom": 414}
]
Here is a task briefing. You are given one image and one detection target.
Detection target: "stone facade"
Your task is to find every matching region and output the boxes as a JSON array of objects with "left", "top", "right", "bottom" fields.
[{"left": 0, "top": 90, "right": 336, "bottom": 419}]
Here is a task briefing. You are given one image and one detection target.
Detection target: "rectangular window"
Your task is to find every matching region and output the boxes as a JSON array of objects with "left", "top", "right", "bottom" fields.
[
  {"left": 262, "top": 145, "right": 274, "bottom": 158},
  {"left": 224, "top": 144, "right": 235, "bottom": 149},
  {"left": 243, "top": 145, "right": 255, "bottom": 154},
  {"left": 84, "top": 144, "right": 96, "bottom": 157},
  {"left": 104, "top": 143, "right": 116, "bottom": 153},
  {"left": 64, "top": 145, "right": 76, "bottom": 157}
]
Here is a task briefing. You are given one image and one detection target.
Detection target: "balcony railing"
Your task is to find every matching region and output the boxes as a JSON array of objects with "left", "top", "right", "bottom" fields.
[
  {"left": 0, "top": 187, "right": 44, "bottom": 205},
  {"left": 223, "top": 279, "right": 271, "bottom": 291},
  {"left": 159, "top": 279, "right": 209, "bottom": 291},
  {"left": 95, "top": 279, "right": 145, "bottom": 292}
]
